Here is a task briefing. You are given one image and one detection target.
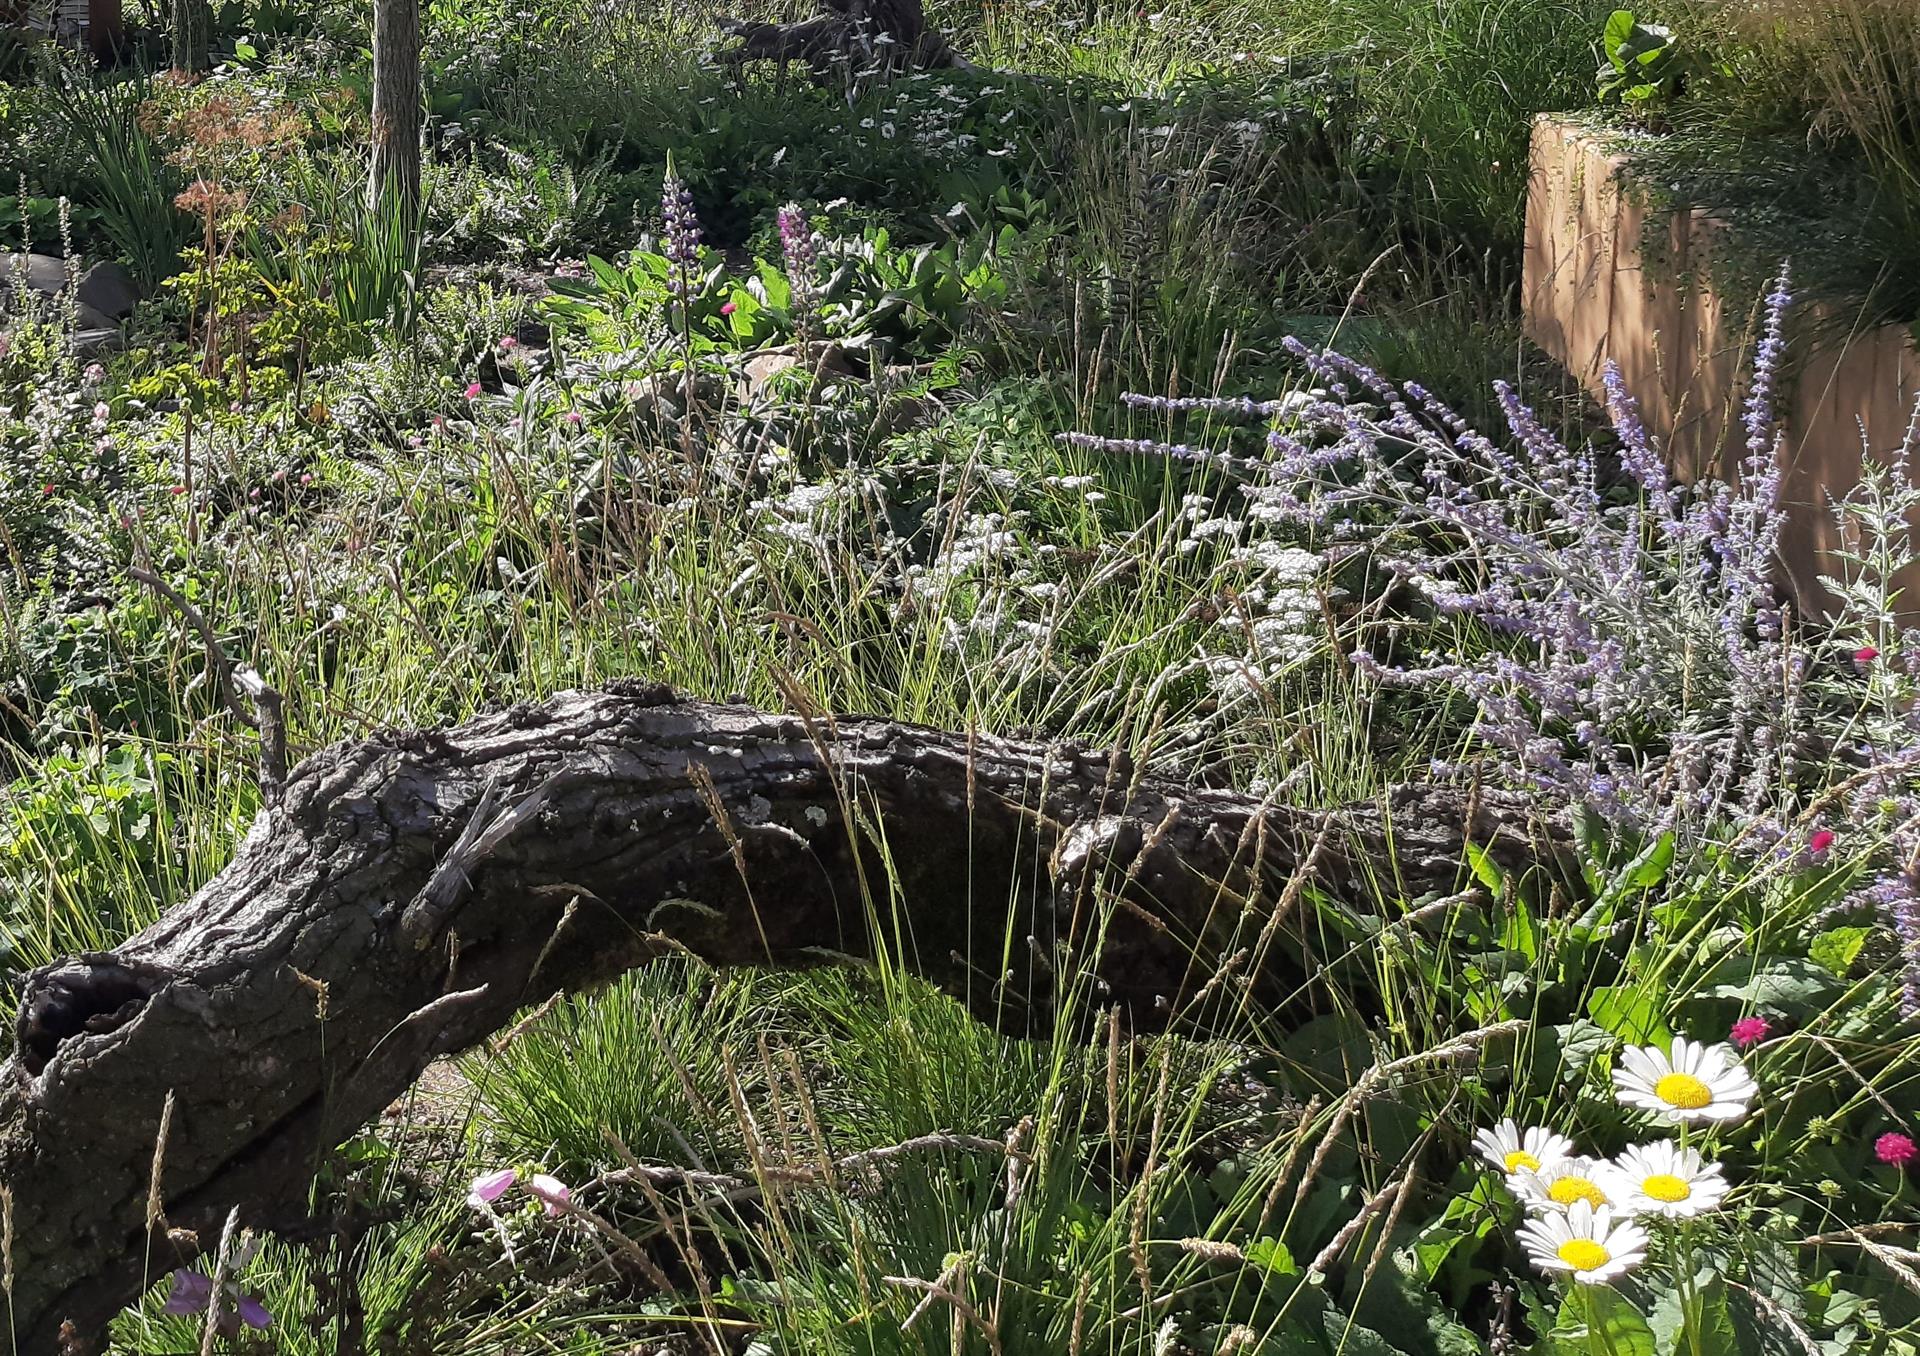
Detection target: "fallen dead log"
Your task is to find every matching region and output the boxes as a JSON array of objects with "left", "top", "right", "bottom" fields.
[
  {"left": 0, "top": 684, "right": 1565, "bottom": 1347},
  {"left": 717, "top": 0, "right": 970, "bottom": 79}
]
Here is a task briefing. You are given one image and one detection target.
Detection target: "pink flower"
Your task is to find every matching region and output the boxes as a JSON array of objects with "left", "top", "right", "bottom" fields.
[
  {"left": 1876, "top": 1132, "right": 1917, "bottom": 1167},
  {"left": 41, "top": 482, "right": 54, "bottom": 496},
  {"left": 431, "top": 415, "right": 446, "bottom": 430},
  {"left": 1729, "top": 1016, "right": 1770, "bottom": 1049},
  {"left": 169, "top": 485, "right": 188, "bottom": 496},
  {"left": 563, "top": 411, "right": 584, "bottom": 426},
  {"left": 1809, "top": 829, "right": 1836, "bottom": 858},
  {"left": 467, "top": 1166, "right": 571, "bottom": 1216},
  {"left": 720, "top": 301, "right": 737, "bottom": 316},
  {"left": 300, "top": 473, "right": 314, "bottom": 486},
  {"left": 525, "top": 1173, "right": 571, "bottom": 1216},
  {"left": 1856, "top": 645, "right": 1880, "bottom": 663},
  {"left": 93, "top": 401, "right": 111, "bottom": 424},
  {"left": 465, "top": 381, "right": 483, "bottom": 399},
  {"left": 467, "top": 1168, "right": 517, "bottom": 1209},
  {"left": 498, "top": 336, "right": 519, "bottom": 350}
]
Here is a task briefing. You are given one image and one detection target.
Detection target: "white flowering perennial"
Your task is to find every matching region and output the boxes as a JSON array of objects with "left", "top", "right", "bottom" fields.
[
  {"left": 1510, "top": 1156, "right": 1623, "bottom": 1214},
  {"left": 1613, "top": 1038, "right": 1758, "bottom": 1126},
  {"left": 1473, "top": 1033, "right": 1755, "bottom": 1290},
  {"left": 1609, "top": 1142, "right": 1729, "bottom": 1220},
  {"left": 1518, "top": 1201, "right": 1650, "bottom": 1286},
  {"left": 1472, "top": 1118, "right": 1575, "bottom": 1177}
]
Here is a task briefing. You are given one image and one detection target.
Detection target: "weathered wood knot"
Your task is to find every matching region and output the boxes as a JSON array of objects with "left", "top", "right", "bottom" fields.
[{"left": 15, "top": 957, "right": 169, "bottom": 1076}]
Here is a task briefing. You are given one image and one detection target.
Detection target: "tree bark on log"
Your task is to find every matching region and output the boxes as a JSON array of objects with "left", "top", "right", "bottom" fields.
[
  {"left": 0, "top": 685, "right": 1566, "bottom": 1348},
  {"left": 718, "top": 0, "right": 970, "bottom": 78}
]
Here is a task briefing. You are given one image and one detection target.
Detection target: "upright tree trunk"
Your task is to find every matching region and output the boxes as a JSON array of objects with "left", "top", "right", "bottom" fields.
[
  {"left": 169, "top": 0, "right": 208, "bottom": 74},
  {"left": 86, "top": 0, "right": 124, "bottom": 64},
  {"left": 367, "top": 0, "right": 423, "bottom": 221}
]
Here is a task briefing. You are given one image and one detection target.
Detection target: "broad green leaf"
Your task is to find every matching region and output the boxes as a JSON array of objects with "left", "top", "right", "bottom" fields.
[
  {"left": 1603, "top": 9, "right": 1639, "bottom": 65},
  {"left": 1809, "top": 927, "right": 1871, "bottom": 978},
  {"left": 1244, "top": 1236, "right": 1296, "bottom": 1275},
  {"left": 1551, "top": 1285, "right": 1657, "bottom": 1356},
  {"left": 1705, "top": 956, "right": 1839, "bottom": 1015},
  {"left": 1649, "top": 1273, "right": 1742, "bottom": 1356},
  {"left": 1502, "top": 897, "right": 1539, "bottom": 960},
  {"left": 1464, "top": 839, "right": 1505, "bottom": 895},
  {"left": 1588, "top": 984, "right": 1671, "bottom": 1044},
  {"left": 1626, "top": 831, "right": 1676, "bottom": 888}
]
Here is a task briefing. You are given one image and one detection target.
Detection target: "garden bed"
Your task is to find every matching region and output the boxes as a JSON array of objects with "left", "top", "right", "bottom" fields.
[{"left": 1523, "top": 114, "right": 1920, "bottom": 611}]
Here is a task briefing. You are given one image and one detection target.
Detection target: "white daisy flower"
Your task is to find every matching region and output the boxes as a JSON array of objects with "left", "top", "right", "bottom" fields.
[
  {"left": 1511, "top": 1156, "right": 1623, "bottom": 1214},
  {"left": 1518, "top": 1200, "right": 1648, "bottom": 1285},
  {"left": 1609, "top": 1142, "right": 1729, "bottom": 1219},
  {"left": 1613, "top": 1037, "right": 1758, "bottom": 1125},
  {"left": 1472, "top": 1118, "right": 1576, "bottom": 1177}
]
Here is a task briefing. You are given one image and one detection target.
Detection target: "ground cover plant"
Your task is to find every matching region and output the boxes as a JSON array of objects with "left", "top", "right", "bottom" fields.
[{"left": 3, "top": 0, "right": 1920, "bottom": 1352}]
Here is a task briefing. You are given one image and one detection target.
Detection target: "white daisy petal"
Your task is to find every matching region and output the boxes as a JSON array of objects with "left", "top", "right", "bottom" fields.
[
  {"left": 1473, "top": 1118, "right": 1574, "bottom": 1177},
  {"left": 1609, "top": 1142, "right": 1731, "bottom": 1220},
  {"left": 1512, "top": 1156, "right": 1623, "bottom": 1214},
  {"left": 1612, "top": 1039, "right": 1757, "bottom": 1125},
  {"left": 1522, "top": 1200, "right": 1647, "bottom": 1285}
]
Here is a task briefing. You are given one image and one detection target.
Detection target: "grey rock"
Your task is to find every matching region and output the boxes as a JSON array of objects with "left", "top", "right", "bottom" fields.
[
  {"left": 74, "top": 302, "right": 118, "bottom": 333},
  {"left": 74, "top": 328, "right": 126, "bottom": 357},
  {"left": 1, "top": 255, "right": 142, "bottom": 321},
  {"left": 1, "top": 253, "right": 68, "bottom": 303},
  {"left": 77, "top": 261, "right": 139, "bottom": 319}
]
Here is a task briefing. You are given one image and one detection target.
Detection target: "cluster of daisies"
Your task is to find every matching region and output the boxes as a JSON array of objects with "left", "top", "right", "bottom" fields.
[{"left": 1474, "top": 1037, "right": 1759, "bottom": 1286}]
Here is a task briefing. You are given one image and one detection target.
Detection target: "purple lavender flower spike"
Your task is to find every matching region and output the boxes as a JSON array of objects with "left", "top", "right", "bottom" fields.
[
  {"left": 777, "top": 203, "right": 818, "bottom": 299},
  {"left": 660, "top": 158, "right": 702, "bottom": 297}
]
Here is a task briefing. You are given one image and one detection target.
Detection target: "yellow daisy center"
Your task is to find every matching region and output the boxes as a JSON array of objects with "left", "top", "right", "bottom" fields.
[
  {"left": 1558, "top": 1239, "right": 1611, "bottom": 1272},
  {"left": 1642, "top": 1173, "right": 1691, "bottom": 1203},
  {"left": 1548, "top": 1176, "right": 1607, "bottom": 1208},
  {"left": 1653, "top": 1072, "right": 1713, "bottom": 1109},
  {"left": 1503, "top": 1150, "right": 1541, "bottom": 1173}
]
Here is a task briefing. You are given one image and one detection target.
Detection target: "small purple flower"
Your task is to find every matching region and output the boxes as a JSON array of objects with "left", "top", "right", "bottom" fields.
[
  {"left": 467, "top": 1166, "right": 571, "bottom": 1216},
  {"left": 161, "top": 1268, "right": 271, "bottom": 1330},
  {"left": 161, "top": 1269, "right": 213, "bottom": 1314}
]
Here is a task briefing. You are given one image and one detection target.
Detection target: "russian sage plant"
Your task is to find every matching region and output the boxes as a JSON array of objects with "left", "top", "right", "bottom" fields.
[{"left": 1066, "top": 270, "right": 1915, "bottom": 844}]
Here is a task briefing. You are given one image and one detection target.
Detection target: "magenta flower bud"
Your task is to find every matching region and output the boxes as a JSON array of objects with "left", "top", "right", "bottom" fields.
[{"left": 1876, "top": 1132, "right": 1917, "bottom": 1167}]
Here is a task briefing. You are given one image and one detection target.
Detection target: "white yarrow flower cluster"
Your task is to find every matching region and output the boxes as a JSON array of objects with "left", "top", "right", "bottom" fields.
[{"left": 1472, "top": 1037, "right": 1756, "bottom": 1288}]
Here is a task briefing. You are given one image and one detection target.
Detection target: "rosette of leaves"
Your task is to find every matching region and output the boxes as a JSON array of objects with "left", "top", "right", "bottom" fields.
[{"left": 1596, "top": 9, "right": 1711, "bottom": 112}]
